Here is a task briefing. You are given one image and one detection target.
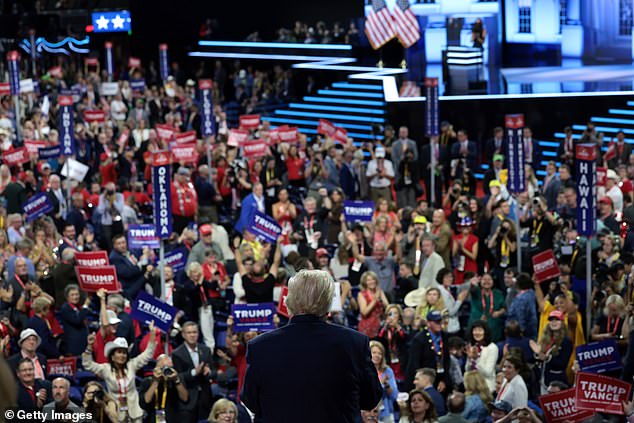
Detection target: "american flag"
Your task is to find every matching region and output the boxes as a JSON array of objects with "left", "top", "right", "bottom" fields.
[
  {"left": 399, "top": 81, "right": 421, "bottom": 97},
  {"left": 392, "top": 0, "right": 421, "bottom": 48},
  {"left": 365, "top": 0, "right": 396, "bottom": 50}
]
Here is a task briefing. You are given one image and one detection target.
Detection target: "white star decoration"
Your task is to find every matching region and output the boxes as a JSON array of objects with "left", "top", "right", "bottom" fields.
[
  {"left": 95, "top": 15, "right": 109, "bottom": 30},
  {"left": 111, "top": 14, "right": 125, "bottom": 29}
]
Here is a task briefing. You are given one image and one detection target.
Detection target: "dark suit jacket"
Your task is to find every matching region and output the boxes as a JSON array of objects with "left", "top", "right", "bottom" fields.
[
  {"left": 58, "top": 303, "right": 89, "bottom": 356},
  {"left": 542, "top": 175, "right": 561, "bottom": 211},
  {"left": 26, "top": 315, "right": 59, "bottom": 359},
  {"left": 109, "top": 251, "right": 146, "bottom": 300},
  {"left": 522, "top": 138, "right": 540, "bottom": 166},
  {"left": 172, "top": 343, "right": 214, "bottom": 412},
  {"left": 405, "top": 328, "right": 451, "bottom": 392},
  {"left": 17, "top": 379, "right": 50, "bottom": 410},
  {"left": 7, "top": 352, "right": 48, "bottom": 377},
  {"left": 608, "top": 142, "right": 633, "bottom": 168},
  {"left": 421, "top": 143, "right": 449, "bottom": 181},
  {"left": 339, "top": 164, "right": 358, "bottom": 200},
  {"left": 450, "top": 141, "right": 477, "bottom": 172},
  {"left": 3, "top": 181, "right": 27, "bottom": 214},
  {"left": 485, "top": 137, "right": 506, "bottom": 164},
  {"left": 241, "top": 314, "right": 382, "bottom": 423}
]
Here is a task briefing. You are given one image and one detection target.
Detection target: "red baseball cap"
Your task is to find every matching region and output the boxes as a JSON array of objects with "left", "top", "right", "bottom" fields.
[
  {"left": 199, "top": 224, "right": 212, "bottom": 236},
  {"left": 548, "top": 310, "right": 565, "bottom": 321},
  {"left": 316, "top": 248, "right": 329, "bottom": 258}
]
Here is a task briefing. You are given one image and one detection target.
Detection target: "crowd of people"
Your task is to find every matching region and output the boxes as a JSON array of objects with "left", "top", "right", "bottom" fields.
[
  {"left": 0, "top": 44, "right": 632, "bottom": 423},
  {"left": 242, "top": 20, "right": 361, "bottom": 46}
]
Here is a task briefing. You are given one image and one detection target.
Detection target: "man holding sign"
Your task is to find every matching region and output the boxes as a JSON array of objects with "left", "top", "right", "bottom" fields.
[{"left": 242, "top": 270, "right": 382, "bottom": 421}]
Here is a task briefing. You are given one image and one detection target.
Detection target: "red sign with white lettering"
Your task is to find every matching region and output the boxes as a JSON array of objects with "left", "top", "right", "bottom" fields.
[
  {"left": 596, "top": 167, "right": 607, "bottom": 187},
  {"left": 58, "top": 95, "right": 73, "bottom": 107},
  {"left": 574, "top": 372, "right": 631, "bottom": 415},
  {"left": 2, "top": 147, "right": 29, "bottom": 166},
  {"left": 277, "top": 286, "right": 289, "bottom": 318},
  {"left": 0, "top": 83, "right": 10, "bottom": 96},
  {"left": 228, "top": 129, "right": 249, "bottom": 147},
  {"left": 175, "top": 131, "right": 197, "bottom": 144},
  {"left": 156, "top": 124, "right": 177, "bottom": 141},
  {"left": 539, "top": 388, "right": 594, "bottom": 423},
  {"left": 170, "top": 143, "right": 199, "bottom": 164},
  {"left": 240, "top": 114, "right": 261, "bottom": 130},
  {"left": 242, "top": 140, "right": 268, "bottom": 158},
  {"left": 84, "top": 110, "right": 106, "bottom": 122},
  {"left": 24, "top": 140, "right": 47, "bottom": 155},
  {"left": 575, "top": 144, "right": 597, "bottom": 161},
  {"left": 198, "top": 79, "right": 213, "bottom": 90},
  {"left": 75, "top": 251, "right": 110, "bottom": 267},
  {"left": 317, "top": 119, "right": 336, "bottom": 136},
  {"left": 532, "top": 249, "right": 561, "bottom": 283},
  {"left": 47, "top": 357, "right": 77, "bottom": 378},
  {"left": 278, "top": 127, "right": 298, "bottom": 143},
  {"left": 505, "top": 114, "right": 525, "bottom": 129},
  {"left": 334, "top": 127, "right": 348, "bottom": 144},
  {"left": 153, "top": 151, "right": 172, "bottom": 167},
  {"left": 128, "top": 57, "right": 141, "bottom": 68},
  {"left": 75, "top": 266, "right": 120, "bottom": 293}
]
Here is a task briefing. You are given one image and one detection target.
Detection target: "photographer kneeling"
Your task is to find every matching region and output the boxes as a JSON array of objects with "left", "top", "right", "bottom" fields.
[
  {"left": 82, "top": 381, "right": 118, "bottom": 423},
  {"left": 140, "top": 354, "right": 189, "bottom": 423}
]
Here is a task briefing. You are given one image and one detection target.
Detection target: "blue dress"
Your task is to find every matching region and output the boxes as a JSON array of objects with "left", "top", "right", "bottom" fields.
[
  {"left": 378, "top": 366, "right": 399, "bottom": 421},
  {"left": 462, "top": 394, "right": 489, "bottom": 422}
]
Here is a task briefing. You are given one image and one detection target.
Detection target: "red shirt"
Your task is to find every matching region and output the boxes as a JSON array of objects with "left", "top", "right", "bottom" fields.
[
  {"left": 93, "top": 330, "right": 116, "bottom": 364},
  {"left": 100, "top": 162, "right": 117, "bottom": 187},
  {"left": 451, "top": 233, "right": 479, "bottom": 284},
  {"left": 286, "top": 157, "right": 305, "bottom": 181},
  {"left": 171, "top": 180, "right": 198, "bottom": 217},
  {"left": 620, "top": 179, "right": 633, "bottom": 196},
  {"left": 202, "top": 262, "right": 227, "bottom": 298},
  {"left": 217, "top": 166, "right": 232, "bottom": 197}
]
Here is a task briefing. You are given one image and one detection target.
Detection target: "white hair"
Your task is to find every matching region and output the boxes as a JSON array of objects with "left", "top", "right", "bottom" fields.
[{"left": 285, "top": 270, "right": 334, "bottom": 316}]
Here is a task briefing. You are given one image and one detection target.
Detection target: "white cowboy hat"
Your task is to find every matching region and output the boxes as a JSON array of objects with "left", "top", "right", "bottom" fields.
[
  {"left": 404, "top": 288, "right": 426, "bottom": 308},
  {"left": 104, "top": 337, "right": 129, "bottom": 358}
]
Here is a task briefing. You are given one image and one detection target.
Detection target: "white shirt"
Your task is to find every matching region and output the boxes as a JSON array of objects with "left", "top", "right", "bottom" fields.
[
  {"left": 366, "top": 159, "right": 394, "bottom": 188},
  {"left": 497, "top": 374, "right": 528, "bottom": 409},
  {"left": 110, "top": 99, "right": 127, "bottom": 121},
  {"left": 607, "top": 185, "right": 624, "bottom": 213}
]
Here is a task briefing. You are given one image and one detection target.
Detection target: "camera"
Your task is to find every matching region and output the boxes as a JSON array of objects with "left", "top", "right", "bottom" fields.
[
  {"left": 500, "top": 226, "right": 508, "bottom": 235},
  {"left": 162, "top": 366, "right": 175, "bottom": 377},
  {"left": 93, "top": 390, "right": 105, "bottom": 401},
  {"left": 106, "top": 189, "right": 115, "bottom": 196},
  {"left": 532, "top": 198, "right": 541, "bottom": 206}
]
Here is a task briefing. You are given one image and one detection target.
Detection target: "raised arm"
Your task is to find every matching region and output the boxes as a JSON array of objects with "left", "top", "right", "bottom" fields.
[{"left": 269, "top": 238, "right": 282, "bottom": 276}]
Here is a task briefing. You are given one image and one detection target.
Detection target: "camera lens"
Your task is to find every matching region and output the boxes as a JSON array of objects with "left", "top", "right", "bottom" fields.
[
  {"left": 162, "top": 366, "right": 174, "bottom": 376},
  {"left": 94, "top": 390, "right": 104, "bottom": 401}
]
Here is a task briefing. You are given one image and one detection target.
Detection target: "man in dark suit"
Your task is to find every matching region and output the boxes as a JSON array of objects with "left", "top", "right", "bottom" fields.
[
  {"left": 450, "top": 130, "right": 477, "bottom": 181},
  {"left": 557, "top": 126, "right": 575, "bottom": 169},
  {"left": 109, "top": 234, "right": 152, "bottom": 300},
  {"left": 485, "top": 127, "right": 505, "bottom": 165},
  {"left": 16, "top": 357, "right": 50, "bottom": 410},
  {"left": 340, "top": 150, "right": 359, "bottom": 200},
  {"left": 522, "top": 127, "right": 540, "bottom": 169},
  {"left": 45, "top": 174, "right": 68, "bottom": 233},
  {"left": 7, "top": 329, "right": 48, "bottom": 379},
  {"left": 607, "top": 130, "right": 632, "bottom": 168},
  {"left": 405, "top": 311, "right": 451, "bottom": 392},
  {"left": 541, "top": 161, "right": 561, "bottom": 211},
  {"left": 172, "top": 321, "right": 215, "bottom": 423},
  {"left": 241, "top": 270, "right": 382, "bottom": 422},
  {"left": 421, "top": 137, "right": 449, "bottom": 208}
]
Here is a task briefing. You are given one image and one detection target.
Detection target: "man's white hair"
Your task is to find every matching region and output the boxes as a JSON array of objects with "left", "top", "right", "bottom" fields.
[{"left": 285, "top": 270, "right": 334, "bottom": 316}]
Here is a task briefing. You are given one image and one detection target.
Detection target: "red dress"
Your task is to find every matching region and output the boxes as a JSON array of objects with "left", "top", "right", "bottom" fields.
[
  {"left": 358, "top": 290, "right": 384, "bottom": 338},
  {"left": 452, "top": 233, "right": 479, "bottom": 284},
  {"left": 275, "top": 203, "right": 294, "bottom": 245},
  {"left": 286, "top": 156, "right": 305, "bottom": 182}
]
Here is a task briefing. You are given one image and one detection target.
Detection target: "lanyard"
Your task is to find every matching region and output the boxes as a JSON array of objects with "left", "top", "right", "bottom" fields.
[
  {"left": 14, "top": 274, "right": 26, "bottom": 289},
  {"left": 533, "top": 218, "right": 543, "bottom": 236},
  {"left": 165, "top": 283, "right": 174, "bottom": 302},
  {"left": 481, "top": 290, "right": 494, "bottom": 315},
  {"left": 500, "top": 238, "right": 509, "bottom": 258},
  {"left": 266, "top": 170, "right": 273, "bottom": 184},
  {"left": 607, "top": 316, "right": 621, "bottom": 335},
  {"left": 117, "top": 375, "right": 127, "bottom": 404},
  {"left": 497, "top": 380, "right": 508, "bottom": 400},
  {"left": 304, "top": 215, "right": 315, "bottom": 230},
  {"left": 155, "top": 381, "right": 168, "bottom": 412}
]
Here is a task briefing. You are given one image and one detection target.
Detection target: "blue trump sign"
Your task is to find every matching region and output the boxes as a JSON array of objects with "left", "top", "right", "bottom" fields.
[
  {"left": 248, "top": 211, "right": 282, "bottom": 244},
  {"left": 23, "top": 193, "right": 53, "bottom": 222},
  {"left": 127, "top": 224, "right": 160, "bottom": 249},
  {"left": 231, "top": 303, "right": 276, "bottom": 333},
  {"left": 38, "top": 145, "right": 61, "bottom": 160},
  {"left": 130, "top": 291, "right": 178, "bottom": 333},
  {"left": 576, "top": 340, "right": 622, "bottom": 374},
  {"left": 152, "top": 151, "right": 173, "bottom": 239},
  {"left": 164, "top": 247, "right": 188, "bottom": 272},
  {"left": 7, "top": 51, "right": 20, "bottom": 96},
  {"left": 343, "top": 200, "right": 375, "bottom": 222}
]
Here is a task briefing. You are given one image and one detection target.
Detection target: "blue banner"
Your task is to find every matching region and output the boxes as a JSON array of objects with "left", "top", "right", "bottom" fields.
[
  {"left": 105, "top": 43, "right": 113, "bottom": 79},
  {"left": 231, "top": 303, "right": 276, "bottom": 333},
  {"left": 152, "top": 152, "right": 173, "bottom": 239},
  {"left": 38, "top": 145, "right": 61, "bottom": 160},
  {"left": 159, "top": 45, "right": 169, "bottom": 81},
  {"left": 343, "top": 200, "right": 375, "bottom": 222},
  {"left": 23, "top": 192, "right": 53, "bottom": 222},
  {"left": 505, "top": 114, "right": 526, "bottom": 194},
  {"left": 248, "top": 211, "right": 282, "bottom": 244},
  {"left": 130, "top": 291, "right": 178, "bottom": 333},
  {"left": 576, "top": 340, "right": 622, "bottom": 374},
  {"left": 127, "top": 224, "right": 160, "bottom": 249},
  {"left": 576, "top": 144, "right": 597, "bottom": 236},
  {"left": 60, "top": 89, "right": 81, "bottom": 103},
  {"left": 7, "top": 52, "right": 20, "bottom": 96},
  {"left": 59, "top": 103, "right": 75, "bottom": 156},
  {"left": 130, "top": 78, "right": 145, "bottom": 91},
  {"left": 164, "top": 247, "right": 188, "bottom": 272},
  {"left": 200, "top": 86, "right": 215, "bottom": 137},
  {"left": 424, "top": 78, "right": 439, "bottom": 137}
]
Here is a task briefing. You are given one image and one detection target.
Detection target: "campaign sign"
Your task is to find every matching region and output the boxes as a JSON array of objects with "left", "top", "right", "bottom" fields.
[
  {"left": 38, "top": 145, "right": 61, "bottom": 160},
  {"left": 84, "top": 57, "right": 99, "bottom": 66},
  {"left": 60, "top": 158, "right": 90, "bottom": 182},
  {"left": 199, "top": 79, "right": 215, "bottom": 137},
  {"left": 231, "top": 303, "right": 276, "bottom": 332},
  {"left": 105, "top": 42, "right": 113, "bottom": 79},
  {"left": 0, "top": 83, "right": 9, "bottom": 96},
  {"left": 58, "top": 95, "right": 75, "bottom": 156},
  {"left": 596, "top": 167, "right": 607, "bottom": 187},
  {"left": 7, "top": 51, "right": 20, "bottom": 96},
  {"left": 75, "top": 266, "right": 120, "bottom": 293},
  {"left": 278, "top": 127, "right": 298, "bottom": 143},
  {"left": 128, "top": 57, "right": 141, "bottom": 68},
  {"left": 60, "top": 88, "right": 81, "bottom": 103},
  {"left": 75, "top": 251, "right": 109, "bottom": 267},
  {"left": 228, "top": 129, "right": 249, "bottom": 147},
  {"left": 242, "top": 140, "right": 268, "bottom": 158},
  {"left": 130, "top": 78, "right": 146, "bottom": 91},
  {"left": 240, "top": 114, "right": 260, "bottom": 129},
  {"left": 128, "top": 224, "right": 160, "bottom": 249},
  {"left": 532, "top": 249, "right": 561, "bottom": 283},
  {"left": 575, "top": 372, "right": 631, "bottom": 414},
  {"left": 156, "top": 124, "right": 177, "bottom": 141},
  {"left": 277, "top": 286, "right": 289, "bottom": 318},
  {"left": 20, "top": 78, "right": 34, "bottom": 94},
  {"left": 152, "top": 151, "right": 173, "bottom": 239},
  {"left": 101, "top": 82, "right": 119, "bottom": 96},
  {"left": 165, "top": 247, "right": 187, "bottom": 272},
  {"left": 24, "top": 140, "right": 47, "bottom": 155},
  {"left": 506, "top": 114, "right": 526, "bottom": 194},
  {"left": 268, "top": 129, "right": 280, "bottom": 144},
  {"left": 3, "top": 147, "right": 29, "bottom": 166},
  {"left": 175, "top": 131, "right": 197, "bottom": 144},
  {"left": 317, "top": 118, "right": 336, "bottom": 136},
  {"left": 424, "top": 77, "right": 439, "bottom": 137},
  {"left": 334, "top": 127, "right": 348, "bottom": 144},
  {"left": 84, "top": 110, "right": 106, "bottom": 122},
  {"left": 539, "top": 388, "right": 594, "bottom": 423},
  {"left": 249, "top": 211, "right": 282, "bottom": 244},
  {"left": 159, "top": 44, "right": 169, "bottom": 81},
  {"left": 576, "top": 340, "right": 622, "bottom": 374},
  {"left": 170, "top": 142, "right": 199, "bottom": 164},
  {"left": 23, "top": 193, "right": 53, "bottom": 222},
  {"left": 130, "top": 291, "right": 178, "bottom": 333},
  {"left": 47, "top": 357, "right": 77, "bottom": 378},
  {"left": 576, "top": 144, "right": 597, "bottom": 237},
  {"left": 344, "top": 200, "right": 375, "bottom": 223}
]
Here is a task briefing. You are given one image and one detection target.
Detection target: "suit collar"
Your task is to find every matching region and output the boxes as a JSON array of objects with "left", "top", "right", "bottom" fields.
[{"left": 289, "top": 314, "right": 326, "bottom": 324}]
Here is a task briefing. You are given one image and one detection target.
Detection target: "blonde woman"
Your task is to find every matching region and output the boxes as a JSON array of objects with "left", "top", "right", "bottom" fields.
[
  {"left": 208, "top": 398, "right": 238, "bottom": 423},
  {"left": 358, "top": 271, "right": 389, "bottom": 338},
  {"left": 530, "top": 310, "right": 572, "bottom": 392},
  {"left": 83, "top": 323, "right": 157, "bottom": 423},
  {"left": 415, "top": 287, "right": 446, "bottom": 323},
  {"left": 591, "top": 294, "right": 627, "bottom": 348},
  {"left": 463, "top": 371, "right": 492, "bottom": 422},
  {"left": 370, "top": 340, "right": 398, "bottom": 422},
  {"left": 82, "top": 380, "right": 119, "bottom": 423}
]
